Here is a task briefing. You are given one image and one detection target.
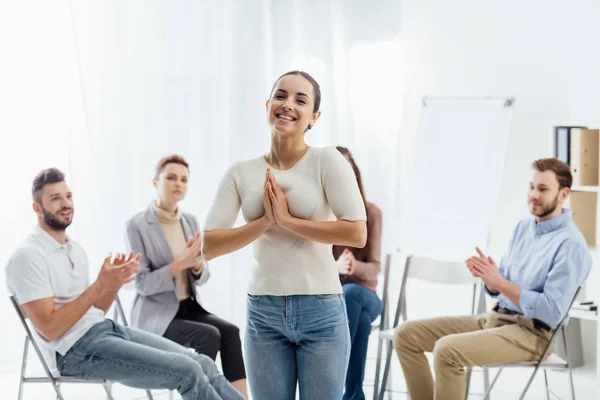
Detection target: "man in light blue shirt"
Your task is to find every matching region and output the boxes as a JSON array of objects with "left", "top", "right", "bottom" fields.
[{"left": 394, "top": 158, "right": 592, "bottom": 400}]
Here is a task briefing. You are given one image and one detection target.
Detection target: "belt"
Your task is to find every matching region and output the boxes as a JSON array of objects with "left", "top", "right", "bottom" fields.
[{"left": 493, "top": 304, "right": 552, "bottom": 332}]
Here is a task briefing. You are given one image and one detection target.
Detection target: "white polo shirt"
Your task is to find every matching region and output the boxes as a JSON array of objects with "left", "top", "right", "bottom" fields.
[{"left": 5, "top": 226, "right": 105, "bottom": 366}]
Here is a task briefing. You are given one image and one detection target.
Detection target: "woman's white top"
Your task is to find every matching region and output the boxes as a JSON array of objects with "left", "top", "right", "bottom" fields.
[{"left": 204, "top": 146, "right": 366, "bottom": 295}]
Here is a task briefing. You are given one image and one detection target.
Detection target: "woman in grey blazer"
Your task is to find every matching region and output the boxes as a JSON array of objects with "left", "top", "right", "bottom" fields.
[{"left": 126, "top": 155, "right": 247, "bottom": 398}]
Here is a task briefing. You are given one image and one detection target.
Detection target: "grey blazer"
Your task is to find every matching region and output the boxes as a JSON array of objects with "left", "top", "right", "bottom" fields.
[{"left": 125, "top": 203, "right": 210, "bottom": 336}]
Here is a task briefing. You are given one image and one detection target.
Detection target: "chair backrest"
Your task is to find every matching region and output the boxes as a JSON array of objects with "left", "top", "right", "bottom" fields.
[
  {"left": 391, "top": 254, "right": 484, "bottom": 329},
  {"left": 9, "top": 295, "right": 58, "bottom": 379},
  {"left": 114, "top": 295, "right": 129, "bottom": 327},
  {"left": 405, "top": 255, "right": 479, "bottom": 285}
]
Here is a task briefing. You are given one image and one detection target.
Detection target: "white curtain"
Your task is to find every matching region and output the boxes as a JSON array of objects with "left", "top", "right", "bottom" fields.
[{"left": 0, "top": 0, "right": 402, "bottom": 370}]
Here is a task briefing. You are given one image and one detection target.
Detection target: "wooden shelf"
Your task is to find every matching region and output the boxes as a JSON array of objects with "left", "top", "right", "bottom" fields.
[{"left": 572, "top": 185, "right": 600, "bottom": 192}]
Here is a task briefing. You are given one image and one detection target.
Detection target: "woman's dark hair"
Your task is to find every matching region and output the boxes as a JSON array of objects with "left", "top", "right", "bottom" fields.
[
  {"left": 336, "top": 146, "right": 367, "bottom": 208},
  {"left": 271, "top": 71, "right": 321, "bottom": 114},
  {"left": 337, "top": 146, "right": 370, "bottom": 253}
]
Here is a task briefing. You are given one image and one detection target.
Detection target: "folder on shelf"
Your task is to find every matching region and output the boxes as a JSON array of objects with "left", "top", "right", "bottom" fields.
[
  {"left": 570, "top": 191, "right": 597, "bottom": 246},
  {"left": 570, "top": 128, "right": 599, "bottom": 186},
  {"left": 554, "top": 126, "right": 587, "bottom": 165}
]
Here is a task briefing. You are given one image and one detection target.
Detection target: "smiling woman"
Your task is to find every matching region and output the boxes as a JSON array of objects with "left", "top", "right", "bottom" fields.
[{"left": 202, "top": 71, "right": 367, "bottom": 400}]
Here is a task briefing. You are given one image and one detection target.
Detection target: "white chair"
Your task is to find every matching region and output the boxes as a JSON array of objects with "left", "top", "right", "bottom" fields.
[
  {"left": 481, "top": 287, "right": 581, "bottom": 400},
  {"left": 372, "top": 254, "right": 489, "bottom": 400},
  {"left": 359, "top": 253, "right": 392, "bottom": 396},
  {"left": 9, "top": 295, "right": 154, "bottom": 400}
]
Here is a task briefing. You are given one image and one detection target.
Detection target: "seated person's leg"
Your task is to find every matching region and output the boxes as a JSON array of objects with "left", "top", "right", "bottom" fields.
[
  {"left": 394, "top": 315, "right": 485, "bottom": 400},
  {"left": 344, "top": 310, "right": 373, "bottom": 400},
  {"left": 343, "top": 283, "right": 381, "bottom": 341},
  {"left": 432, "top": 322, "right": 549, "bottom": 400},
  {"left": 342, "top": 283, "right": 382, "bottom": 400},
  {"left": 126, "top": 324, "right": 244, "bottom": 399},
  {"left": 164, "top": 318, "right": 221, "bottom": 360},
  {"left": 57, "top": 320, "right": 244, "bottom": 400},
  {"left": 180, "top": 303, "right": 247, "bottom": 396}
]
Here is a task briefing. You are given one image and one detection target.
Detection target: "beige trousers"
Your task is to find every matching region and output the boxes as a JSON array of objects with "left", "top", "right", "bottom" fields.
[{"left": 393, "top": 312, "right": 552, "bottom": 400}]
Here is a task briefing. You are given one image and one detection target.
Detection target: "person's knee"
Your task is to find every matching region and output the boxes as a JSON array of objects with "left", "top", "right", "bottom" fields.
[
  {"left": 170, "top": 353, "right": 208, "bottom": 391},
  {"left": 191, "top": 351, "right": 221, "bottom": 380},
  {"left": 432, "top": 335, "right": 459, "bottom": 365},
  {"left": 393, "top": 320, "right": 421, "bottom": 351},
  {"left": 191, "top": 325, "right": 221, "bottom": 357},
  {"left": 220, "top": 321, "right": 241, "bottom": 340},
  {"left": 343, "top": 283, "right": 363, "bottom": 302}
]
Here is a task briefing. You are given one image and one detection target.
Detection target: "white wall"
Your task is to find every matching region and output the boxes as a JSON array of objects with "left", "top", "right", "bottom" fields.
[{"left": 398, "top": 0, "right": 600, "bottom": 366}]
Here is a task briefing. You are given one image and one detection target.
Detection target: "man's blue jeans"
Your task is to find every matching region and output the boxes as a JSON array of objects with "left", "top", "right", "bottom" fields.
[{"left": 56, "top": 319, "right": 244, "bottom": 400}]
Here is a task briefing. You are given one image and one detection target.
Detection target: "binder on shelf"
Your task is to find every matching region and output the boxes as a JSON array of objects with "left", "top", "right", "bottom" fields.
[
  {"left": 570, "top": 128, "right": 599, "bottom": 186},
  {"left": 569, "top": 190, "right": 598, "bottom": 246},
  {"left": 554, "top": 126, "right": 587, "bottom": 165}
]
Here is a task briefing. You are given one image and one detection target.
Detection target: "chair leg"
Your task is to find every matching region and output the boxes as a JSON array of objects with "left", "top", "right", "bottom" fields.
[
  {"left": 568, "top": 366, "right": 576, "bottom": 400},
  {"left": 52, "top": 382, "right": 66, "bottom": 400},
  {"left": 465, "top": 367, "right": 472, "bottom": 400},
  {"left": 18, "top": 337, "right": 29, "bottom": 400},
  {"left": 103, "top": 382, "right": 115, "bottom": 400},
  {"left": 378, "top": 341, "right": 394, "bottom": 400},
  {"left": 543, "top": 370, "right": 550, "bottom": 400},
  {"left": 562, "top": 325, "right": 576, "bottom": 400},
  {"left": 145, "top": 389, "right": 155, "bottom": 400},
  {"left": 518, "top": 365, "right": 541, "bottom": 400},
  {"left": 386, "top": 369, "right": 394, "bottom": 400},
  {"left": 373, "top": 338, "right": 384, "bottom": 400},
  {"left": 482, "top": 368, "right": 503, "bottom": 400},
  {"left": 18, "top": 377, "right": 25, "bottom": 400},
  {"left": 483, "top": 367, "right": 490, "bottom": 394}
]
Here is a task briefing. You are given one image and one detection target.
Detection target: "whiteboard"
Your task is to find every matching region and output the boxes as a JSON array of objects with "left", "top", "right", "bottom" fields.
[{"left": 401, "top": 97, "right": 513, "bottom": 260}]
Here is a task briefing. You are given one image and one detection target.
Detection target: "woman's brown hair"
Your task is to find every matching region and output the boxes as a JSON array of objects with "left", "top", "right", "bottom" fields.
[{"left": 336, "top": 146, "right": 369, "bottom": 251}]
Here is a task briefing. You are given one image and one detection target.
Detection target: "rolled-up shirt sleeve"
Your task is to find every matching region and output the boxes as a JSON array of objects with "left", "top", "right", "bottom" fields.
[{"left": 519, "top": 240, "right": 591, "bottom": 328}]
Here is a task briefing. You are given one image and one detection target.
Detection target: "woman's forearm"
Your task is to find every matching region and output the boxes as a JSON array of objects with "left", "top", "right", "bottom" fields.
[
  {"left": 280, "top": 218, "right": 366, "bottom": 247},
  {"left": 203, "top": 217, "right": 272, "bottom": 261}
]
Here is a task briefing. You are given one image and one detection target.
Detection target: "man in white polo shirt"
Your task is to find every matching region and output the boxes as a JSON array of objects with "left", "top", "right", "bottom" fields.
[{"left": 5, "top": 168, "right": 244, "bottom": 400}]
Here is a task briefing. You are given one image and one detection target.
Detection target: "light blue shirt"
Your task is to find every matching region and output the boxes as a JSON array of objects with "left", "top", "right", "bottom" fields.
[{"left": 484, "top": 209, "right": 592, "bottom": 328}]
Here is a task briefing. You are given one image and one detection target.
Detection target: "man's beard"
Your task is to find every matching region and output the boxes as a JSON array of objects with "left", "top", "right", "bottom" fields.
[
  {"left": 531, "top": 194, "right": 559, "bottom": 219},
  {"left": 42, "top": 206, "right": 73, "bottom": 231}
]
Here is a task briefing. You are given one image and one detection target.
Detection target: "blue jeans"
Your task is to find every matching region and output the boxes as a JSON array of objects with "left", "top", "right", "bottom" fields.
[
  {"left": 56, "top": 320, "right": 244, "bottom": 400},
  {"left": 245, "top": 294, "right": 350, "bottom": 400},
  {"left": 342, "top": 284, "right": 383, "bottom": 400}
]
